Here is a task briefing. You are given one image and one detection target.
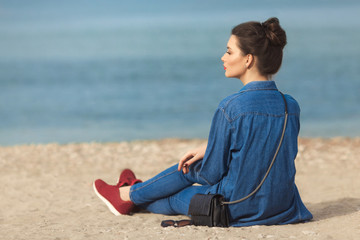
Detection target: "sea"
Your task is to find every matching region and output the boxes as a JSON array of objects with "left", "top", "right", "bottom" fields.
[{"left": 1, "top": 0, "right": 360, "bottom": 146}]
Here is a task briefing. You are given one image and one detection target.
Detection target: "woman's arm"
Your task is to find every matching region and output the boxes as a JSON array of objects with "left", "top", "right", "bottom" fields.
[
  {"left": 197, "top": 108, "right": 233, "bottom": 185},
  {"left": 179, "top": 108, "right": 234, "bottom": 185},
  {"left": 178, "top": 142, "right": 208, "bottom": 174}
]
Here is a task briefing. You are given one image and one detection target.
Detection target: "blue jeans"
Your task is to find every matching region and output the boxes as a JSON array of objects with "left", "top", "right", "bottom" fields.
[{"left": 129, "top": 164, "right": 211, "bottom": 215}]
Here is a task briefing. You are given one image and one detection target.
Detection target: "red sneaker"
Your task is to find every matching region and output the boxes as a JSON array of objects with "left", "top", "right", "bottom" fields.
[
  {"left": 93, "top": 179, "right": 134, "bottom": 215},
  {"left": 117, "top": 169, "right": 142, "bottom": 187}
]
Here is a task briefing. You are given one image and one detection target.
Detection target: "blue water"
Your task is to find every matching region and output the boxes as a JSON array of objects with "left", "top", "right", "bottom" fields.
[{"left": 1, "top": 0, "right": 360, "bottom": 145}]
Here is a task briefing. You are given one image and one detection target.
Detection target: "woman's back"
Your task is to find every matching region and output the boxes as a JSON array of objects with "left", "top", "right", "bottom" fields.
[{"left": 199, "top": 80, "right": 312, "bottom": 226}]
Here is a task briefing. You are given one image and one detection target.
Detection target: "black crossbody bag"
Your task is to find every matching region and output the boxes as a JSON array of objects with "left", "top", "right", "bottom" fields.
[{"left": 161, "top": 92, "right": 288, "bottom": 228}]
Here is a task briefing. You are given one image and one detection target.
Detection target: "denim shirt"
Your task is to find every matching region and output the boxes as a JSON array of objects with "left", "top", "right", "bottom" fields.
[{"left": 191, "top": 81, "right": 312, "bottom": 226}]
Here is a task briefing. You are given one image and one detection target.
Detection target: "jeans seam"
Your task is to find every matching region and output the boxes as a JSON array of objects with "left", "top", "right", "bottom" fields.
[{"left": 130, "top": 169, "right": 180, "bottom": 195}]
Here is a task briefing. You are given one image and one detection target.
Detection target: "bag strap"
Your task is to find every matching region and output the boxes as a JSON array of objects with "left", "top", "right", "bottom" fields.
[{"left": 222, "top": 91, "right": 288, "bottom": 205}]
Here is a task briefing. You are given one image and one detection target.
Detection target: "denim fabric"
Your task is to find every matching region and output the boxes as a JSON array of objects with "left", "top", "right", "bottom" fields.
[
  {"left": 130, "top": 81, "right": 313, "bottom": 226},
  {"left": 130, "top": 164, "right": 210, "bottom": 215}
]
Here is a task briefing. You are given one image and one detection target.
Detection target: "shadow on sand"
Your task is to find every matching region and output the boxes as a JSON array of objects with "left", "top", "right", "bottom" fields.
[{"left": 306, "top": 197, "right": 360, "bottom": 221}]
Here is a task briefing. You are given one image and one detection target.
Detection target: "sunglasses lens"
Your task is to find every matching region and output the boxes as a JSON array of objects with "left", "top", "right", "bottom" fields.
[
  {"left": 161, "top": 220, "right": 175, "bottom": 227},
  {"left": 176, "top": 220, "right": 192, "bottom": 227}
]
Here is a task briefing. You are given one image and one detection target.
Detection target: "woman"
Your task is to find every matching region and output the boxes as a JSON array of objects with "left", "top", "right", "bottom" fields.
[{"left": 94, "top": 17, "right": 313, "bottom": 227}]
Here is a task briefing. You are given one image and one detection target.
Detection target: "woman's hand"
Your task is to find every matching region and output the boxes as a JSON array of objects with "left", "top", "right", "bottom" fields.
[{"left": 178, "top": 143, "right": 207, "bottom": 174}]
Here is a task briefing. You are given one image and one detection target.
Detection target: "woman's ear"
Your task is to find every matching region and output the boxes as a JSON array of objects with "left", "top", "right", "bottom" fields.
[{"left": 246, "top": 54, "right": 255, "bottom": 69}]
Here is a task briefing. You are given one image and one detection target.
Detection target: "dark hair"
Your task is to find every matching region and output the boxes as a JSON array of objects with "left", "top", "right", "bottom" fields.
[{"left": 231, "top": 17, "right": 287, "bottom": 78}]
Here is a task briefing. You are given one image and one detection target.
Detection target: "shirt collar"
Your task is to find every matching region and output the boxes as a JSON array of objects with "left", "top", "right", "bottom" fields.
[{"left": 239, "top": 80, "right": 278, "bottom": 93}]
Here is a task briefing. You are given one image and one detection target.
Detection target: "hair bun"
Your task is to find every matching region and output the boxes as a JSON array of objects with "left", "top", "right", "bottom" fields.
[{"left": 261, "top": 17, "right": 287, "bottom": 48}]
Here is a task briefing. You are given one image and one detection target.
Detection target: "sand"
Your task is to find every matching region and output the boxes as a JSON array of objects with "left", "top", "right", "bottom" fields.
[{"left": 1, "top": 138, "right": 360, "bottom": 240}]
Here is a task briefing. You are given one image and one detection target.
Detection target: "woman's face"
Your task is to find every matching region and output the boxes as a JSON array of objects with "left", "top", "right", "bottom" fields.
[{"left": 221, "top": 35, "right": 248, "bottom": 79}]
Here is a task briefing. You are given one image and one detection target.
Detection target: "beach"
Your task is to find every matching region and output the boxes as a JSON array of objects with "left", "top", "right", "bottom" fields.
[{"left": 1, "top": 137, "right": 359, "bottom": 240}]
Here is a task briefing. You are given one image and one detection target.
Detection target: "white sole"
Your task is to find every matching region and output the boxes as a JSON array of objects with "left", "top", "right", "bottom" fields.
[{"left": 93, "top": 182, "right": 121, "bottom": 216}]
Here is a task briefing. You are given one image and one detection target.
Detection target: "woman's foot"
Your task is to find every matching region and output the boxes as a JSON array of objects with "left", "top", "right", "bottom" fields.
[
  {"left": 93, "top": 179, "right": 134, "bottom": 215},
  {"left": 93, "top": 169, "right": 142, "bottom": 215}
]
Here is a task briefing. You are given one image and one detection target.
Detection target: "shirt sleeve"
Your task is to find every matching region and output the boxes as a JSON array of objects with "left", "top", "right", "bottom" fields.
[{"left": 198, "top": 107, "right": 233, "bottom": 185}]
